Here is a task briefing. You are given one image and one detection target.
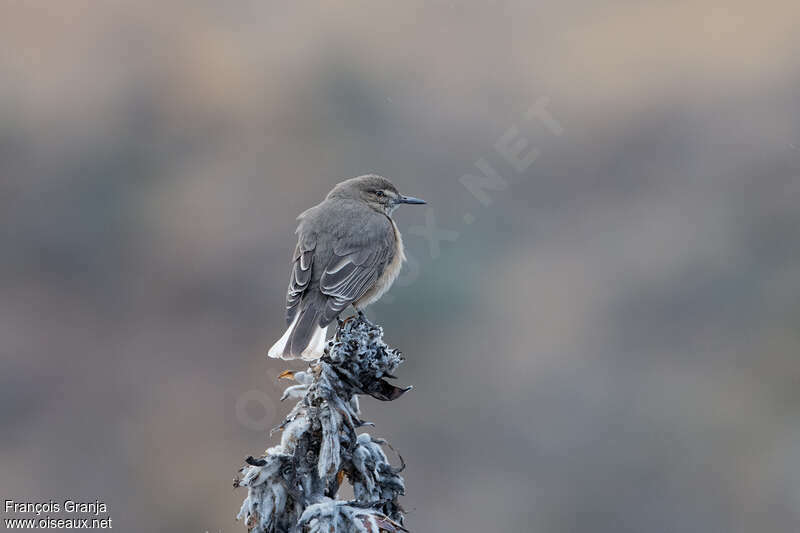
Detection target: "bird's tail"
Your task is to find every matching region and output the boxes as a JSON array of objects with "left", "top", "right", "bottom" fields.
[{"left": 267, "top": 298, "right": 328, "bottom": 360}]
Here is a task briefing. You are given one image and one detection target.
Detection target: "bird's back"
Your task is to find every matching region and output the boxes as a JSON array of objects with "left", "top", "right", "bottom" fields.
[
  {"left": 269, "top": 175, "right": 422, "bottom": 360},
  {"left": 297, "top": 197, "right": 396, "bottom": 287}
]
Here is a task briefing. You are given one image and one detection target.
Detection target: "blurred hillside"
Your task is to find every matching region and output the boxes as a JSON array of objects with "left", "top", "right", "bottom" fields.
[{"left": 2, "top": 1, "right": 800, "bottom": 532}]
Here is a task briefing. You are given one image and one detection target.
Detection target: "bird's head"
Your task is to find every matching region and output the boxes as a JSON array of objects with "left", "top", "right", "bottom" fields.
[{"left": 327, "top": 174, "right": 426, "bottom": 215}]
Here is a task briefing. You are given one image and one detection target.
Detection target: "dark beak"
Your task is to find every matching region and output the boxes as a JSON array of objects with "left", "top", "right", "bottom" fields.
[{"left": 398, "top": 195, "right": 426, "bottom": 205}]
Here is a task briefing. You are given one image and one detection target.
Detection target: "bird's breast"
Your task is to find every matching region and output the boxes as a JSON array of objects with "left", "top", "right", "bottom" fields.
[{"left": 354, "top": 220, "right": 405, "bottom": 308}]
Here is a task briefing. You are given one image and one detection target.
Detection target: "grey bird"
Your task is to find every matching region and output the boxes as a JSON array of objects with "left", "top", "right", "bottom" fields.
[{"left": 268, "top": 175, "right": 426, "bottom": 360}]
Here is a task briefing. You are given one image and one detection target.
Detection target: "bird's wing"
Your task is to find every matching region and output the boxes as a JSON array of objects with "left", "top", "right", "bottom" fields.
[
  {"left": 318, "top": 215, "right": 395, "bottom": 323},
  {"left": 285, "top": 231, "right": 316, "bottom": 324}
]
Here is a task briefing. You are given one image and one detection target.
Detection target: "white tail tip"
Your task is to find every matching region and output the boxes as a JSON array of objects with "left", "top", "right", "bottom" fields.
[
  {"left": 267, "top": 315, "right": 328, "bottom": 361},
  {"left": 268, "top": 315, "right": 297, "bottom": 359},
  {"left": 300, "top": 324, "right": 328, "bottom": 361}
]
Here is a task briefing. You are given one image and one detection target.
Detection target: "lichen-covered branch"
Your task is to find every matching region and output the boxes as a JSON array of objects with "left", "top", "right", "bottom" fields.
[{"left": 236, "top": 316, "right": 410, "bottom": 533}]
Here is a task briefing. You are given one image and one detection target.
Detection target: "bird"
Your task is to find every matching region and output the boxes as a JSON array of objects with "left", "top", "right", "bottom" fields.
[{"left": 268, "top": 175, "right": 426, "bottom": 360}]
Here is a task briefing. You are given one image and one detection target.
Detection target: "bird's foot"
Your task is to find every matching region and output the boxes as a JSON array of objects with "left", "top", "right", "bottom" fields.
[
  {"left": 355, "top": 309, "right": 376, "bottom": 326},
  {"left": 335, "top": 310, "right": 368, "bottom": 339},
  {"left": 335, "top": 314, "right": 356, "bottom": 339}
]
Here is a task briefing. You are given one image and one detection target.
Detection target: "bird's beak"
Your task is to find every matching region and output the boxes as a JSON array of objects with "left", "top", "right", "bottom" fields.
[{"left": 398, "top": 195, "right": 426, "bottom": 205}]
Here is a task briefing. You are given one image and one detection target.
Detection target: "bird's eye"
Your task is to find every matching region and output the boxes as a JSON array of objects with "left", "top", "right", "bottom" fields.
[{"left": 375, "top": 190, "right": 385, "bottom": 197}]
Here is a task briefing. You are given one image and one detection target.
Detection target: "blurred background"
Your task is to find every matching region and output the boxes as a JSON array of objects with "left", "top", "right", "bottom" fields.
[{"left": 2, "top": 1, "right": 800, "bottom": 532}]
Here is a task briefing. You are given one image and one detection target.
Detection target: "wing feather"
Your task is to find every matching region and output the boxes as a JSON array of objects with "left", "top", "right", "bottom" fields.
[
  {"left": 319, "top": 231, "right": 392, "bottom": 321},
  {"left": 284, "top": 201, "right": 395, "bottom": 327},
  {"left": 286, "top": 234, "right": 316, "bottom": 324}
]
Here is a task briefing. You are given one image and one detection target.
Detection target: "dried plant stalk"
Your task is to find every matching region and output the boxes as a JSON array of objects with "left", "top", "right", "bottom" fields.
[{"left": 236, "top": 316, "right": 410, "bottom": 533}]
